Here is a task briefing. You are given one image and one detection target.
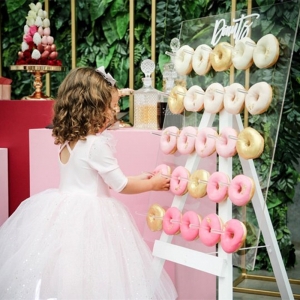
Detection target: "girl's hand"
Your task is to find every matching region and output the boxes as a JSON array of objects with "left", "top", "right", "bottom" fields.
[{"left": 149, "top": 174, "right": 170, "bottom": 191}]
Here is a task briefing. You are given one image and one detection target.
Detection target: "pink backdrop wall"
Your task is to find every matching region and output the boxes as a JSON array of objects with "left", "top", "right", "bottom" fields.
[{"left": 29, "top": 128, "right": 216, "bottom": 300}]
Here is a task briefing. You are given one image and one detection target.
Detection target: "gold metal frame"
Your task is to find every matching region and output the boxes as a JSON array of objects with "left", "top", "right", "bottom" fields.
[
  {"left": 71, "top": 0, "right": 76, "bottom": 69},
  {"left": 129, "top": 0, "right": 134, "bottom": 124},
  {"left": 44, "top": 0, "right": 50, "bottom": 96},
  {"left": 233, "top": 273, "right": 300, "bottom": 299}
]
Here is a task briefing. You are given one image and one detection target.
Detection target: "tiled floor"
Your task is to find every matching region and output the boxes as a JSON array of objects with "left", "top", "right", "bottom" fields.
[{"left": 233, "top": 246, "right": 300, "bottom": 299}]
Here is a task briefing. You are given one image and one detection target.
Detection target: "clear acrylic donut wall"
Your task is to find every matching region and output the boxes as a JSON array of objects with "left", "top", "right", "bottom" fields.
[{"left": 142, "top": 1, "right": 299, "bottom": 299}]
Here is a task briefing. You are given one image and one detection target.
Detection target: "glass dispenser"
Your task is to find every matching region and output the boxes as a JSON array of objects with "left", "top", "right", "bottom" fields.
[{"left": 134, "top": 59, "right": 161, "bottom": 130}]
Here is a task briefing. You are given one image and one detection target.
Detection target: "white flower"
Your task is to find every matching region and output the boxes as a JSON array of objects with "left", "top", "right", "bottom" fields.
[
  {"left": 35, "top": 16, "right": 43, "bottom": 27},
  {"left": 29, "top": 3, "right": 38, "bottom": 12},
  {"left": 31, "top": 49, "right": 41, "bottom": 60},
  {"left": 24, "top": 25, "right": 29, "bottom": 34},
  {"left": 43, "top": 10, "right": 48, "bottom": 18},
  {"left": 33, "top": 32, "right": 42, "bottom": 45},
  {"left": 43, "top": 18, "right": 50, "bottom": 27},
  {"left": 21, "top": 41, "right": 29, "bottom": 52},
  {"left": 36, "top": 2, "right": 42, "bottom": 10},
  {"left": 37, "top": 9, "right": 44, "bottom": 18},
  {"left": 28, "top": 10, "right": 37, "bottom": 18},
  {"left": 26, "top": 16, "right": 35, "bottom": 26}
]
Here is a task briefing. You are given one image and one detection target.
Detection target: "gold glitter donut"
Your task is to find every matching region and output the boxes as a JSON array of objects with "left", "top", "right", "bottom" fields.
[
  {"left": 146, "top": 204, "right": 166, "bottom": 231},
  {"left": 236, "top": 127, "right": 264, "bottom": 159},
  {"left": 188, "top": 169, "right": 210, "bottom": 199},
  {"left": 168, "top": 85, "right": 187, "bottom": 114},
  {"left": 210, "top": 42, "right": 232, "bottom": 72}
]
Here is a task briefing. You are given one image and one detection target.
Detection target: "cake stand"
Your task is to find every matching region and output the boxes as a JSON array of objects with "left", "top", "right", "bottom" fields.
[{"left": 10, "top": 65, "right": 64, "bottom": 100}]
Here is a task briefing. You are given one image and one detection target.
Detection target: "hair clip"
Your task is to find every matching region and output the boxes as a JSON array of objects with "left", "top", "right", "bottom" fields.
[{"left": 95, "top": 66, "right": 116, "bottom": 86}]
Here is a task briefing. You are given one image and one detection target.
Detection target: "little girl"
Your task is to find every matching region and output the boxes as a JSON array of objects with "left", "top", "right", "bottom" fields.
[{"left": 0, "top": 67, "right": 177, "bottom": 299}]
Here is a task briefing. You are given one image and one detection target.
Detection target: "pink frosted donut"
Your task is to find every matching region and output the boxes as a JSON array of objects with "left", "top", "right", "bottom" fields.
[
  {"left": 216, "top": 127, "right": 238, "bottom": 158},
  {"left": 180, "top": 211, "right": 201, "bottom": 241},
  {"left": 170, "top": 166, "right": 190, "bottom": 196},
  {"left": 153, "top": 164, "right": 171, "bottom": 176},
  {"left": 203, "top": 83, "right": 225, "bottom": 114},
  {"left": 221, "top": 219, "right": 247, "bottom": 253},
  {"left": 184, "top": 85, "right": 205, "bottom": 112},
  {"left": 207, "top": 171, "right": 230, "bottom": 203},
  {"left": 163, "top": 207, "right": 182, "bottom": 235},
  {"left": 195, "top": 127, "right": 218, "bottom": 158},
  {"left": 228, "top": 174, "right": 255, "bottom": 206},
  {"left": 199, "top": 213, "right": 223, "bottom": 247},
  {"left": 224, "top": 83, "right": 246, "bottom": 115},
  {"left": 160, "top": 126, "right": 179, "bottom": 155},
  {"left": 177, "top": 126, "right": 197, "bottom": 155}
]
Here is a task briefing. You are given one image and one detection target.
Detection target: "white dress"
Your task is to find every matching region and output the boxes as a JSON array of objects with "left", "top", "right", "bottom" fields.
[{"left": 0, "top": 132, "right": 177, "bottom": 300}]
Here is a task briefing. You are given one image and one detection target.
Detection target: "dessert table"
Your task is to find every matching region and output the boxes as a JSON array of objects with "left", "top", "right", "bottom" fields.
[{"left": 0, "top": 100, "right": 54, "bottom": 215}]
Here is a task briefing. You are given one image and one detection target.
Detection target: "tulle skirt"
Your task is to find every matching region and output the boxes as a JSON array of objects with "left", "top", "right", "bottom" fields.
[{"left": 0, "top": 189, "right": 177, "bottom": 300}]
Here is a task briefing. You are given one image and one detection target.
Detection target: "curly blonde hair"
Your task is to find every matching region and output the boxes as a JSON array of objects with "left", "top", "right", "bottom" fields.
[{"left": 52, "top": 67, "right": 117, "bottom": 145}]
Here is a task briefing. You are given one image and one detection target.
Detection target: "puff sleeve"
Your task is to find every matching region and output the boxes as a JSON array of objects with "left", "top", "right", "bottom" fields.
[{"left": 88, "top": 135, "right": 128, "bottom": 192}]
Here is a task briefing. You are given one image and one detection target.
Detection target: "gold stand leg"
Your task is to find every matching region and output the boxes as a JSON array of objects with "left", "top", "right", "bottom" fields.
[
  {"left": 22, "top": 70, "right": 52, "bottom": 100},
  {"left": 233, "top": 273, "right": 300, "bottom": 299}
]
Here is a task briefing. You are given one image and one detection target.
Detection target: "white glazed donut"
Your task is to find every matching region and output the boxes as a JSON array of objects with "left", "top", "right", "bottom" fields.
[
  {"left": 203, "top": 83, "right": 224, "bottom": 114},
  {"left": 253, "top": 34, "right": 279, "bottom": 69},
  {"left": 192, "top": 44, "right": 212, "bottom": 75},
  {"left": 245, "top": 82, "right": 272, "bottom": 115},
  {"left": 210, "top": 42, "right": 232, "bottom": 72},
  {"left": 177, "top": 126, "right": 197, "bottom": 155},
  {"left": 224, "top": 83, "right": 246, "bottom": 115},
  {"left": 184, "top": 85, "right": 205, "bottom": 112},
  {"left": 174, "top": 45, "right": 194, "bottom": 75},
  {"left": 232, "top": 37, "right": 256, "bottom": 70},
  {"left": 168, "top": 85, "right": 187, "bottom": 114}
]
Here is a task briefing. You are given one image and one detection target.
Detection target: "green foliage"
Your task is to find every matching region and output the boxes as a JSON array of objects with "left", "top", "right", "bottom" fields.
[{"left": 1, "top": 0, "right": 299, "bottom": 271}]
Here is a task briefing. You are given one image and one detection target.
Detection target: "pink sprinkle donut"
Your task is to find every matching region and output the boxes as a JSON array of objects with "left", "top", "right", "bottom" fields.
[
  {"left": 160, "top": 126, "right": 179, "bottom": 155},
  {"left": 180, "top": 211, "right": 201, "bottom": 241},
  {"left": 195, "top": 127, "right": 218, "bottom": 158},
  {"left": 207, "top": 171, "right": 230, "bottom": 203},
  {"left": 153, "top": 164, "right": 171, "bottom": 176},
  {"left": 163, "top": 207, "right": 182, "bottom": 235},
  {"left": 177, "top": 126, "right": 197, "bottom": 155},
  {"left": 170, "top": 166, "right": 190, "bottom": 196},
  {"left": 221, "top": 219, "right": 247, "bottom": 253},
  {"left": 216, "top": 127, "right": 238, "bottom": 158},
  {"left": 228, "top": 174, "right": 255, "bottom": 206},
  {"left": 199, "top": 213, "right": 223, "bottom": 247}
]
